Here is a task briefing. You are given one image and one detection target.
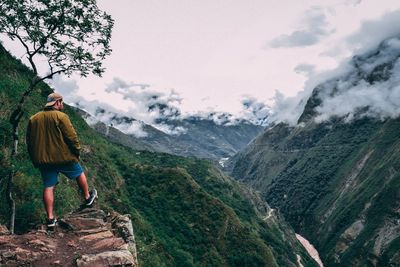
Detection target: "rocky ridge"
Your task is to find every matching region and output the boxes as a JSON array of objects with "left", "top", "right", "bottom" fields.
[{"left": 0, "top": 208, "right": 138, "bottom": 267}]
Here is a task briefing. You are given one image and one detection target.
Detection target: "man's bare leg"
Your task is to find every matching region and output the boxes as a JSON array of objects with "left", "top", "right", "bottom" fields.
[
  {"left": 43, "top": 187, "right": 55, "bottom": 219},
  {"left": 76, "top": 172, "right": 90, "bottom": 200}
]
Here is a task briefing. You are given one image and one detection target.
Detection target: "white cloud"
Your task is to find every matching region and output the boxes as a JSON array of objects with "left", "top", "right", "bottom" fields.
[
  {"left": 268, "top": 90, "right": 310, "bottom": 125},
  {"left": 269, "top": 7, "right": 334, "bottom": 48},
  {"left": 267, "top": 6, "right": 400, "bottom": 126},
  {"left": 270, "top": 36, "right": 400, "bottom": 125},
  {"left": 105, "top": 77, "right": 150, "bottom": 91},
  {"left": 295, "top": 64, "right": 316, "bottom": 77},
  {"left": 270, "top": 31, "right": 321, "bottom": 48},
  {"left": 346, "top": 9, "right": 400, "bottom": 52},
  {"left": 112, "top": 121, "right": 149, "bottom": 137},
  {"left": 53, "top": 75, "right": 270, "bottom": 137},
  {"left": 345, "top": 0, "right": 363, "bottom": 6},
  {"left": 239, "top": 96, "right": 270, "bottom": 126},
  {"left": 49, "top": 75, "right": 79, "bottom": 96},
  {"left": 325, "top": 9, "right": 400, "bottom": 57},
  {"left": 314, "top": 39, "right": 400, "bottom": 122},
  {"left": 84, "top": 108, "right": 149, "bottom": 137},
  {"left": 153, "top": 124, "right": 187, "bottom": 135},
  {"left": 270, "top": 35, "right": 400, "bottom": 126}
]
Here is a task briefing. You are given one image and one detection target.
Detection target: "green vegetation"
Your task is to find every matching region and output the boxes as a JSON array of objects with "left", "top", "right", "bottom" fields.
[
  {"left": 232, "top": 108, "right": 400, "bottom": 266},
  {"left": 0, "top": 44, "right": 317, "bottom": 266}
]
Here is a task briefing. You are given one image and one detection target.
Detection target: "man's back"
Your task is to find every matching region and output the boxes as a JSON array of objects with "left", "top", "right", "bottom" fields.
[
  {"left": 27, "top": 108, "right": 81, "bottom": 167},
  {"left": 26, "top": 92, "right": 97, "bottom": 228}
]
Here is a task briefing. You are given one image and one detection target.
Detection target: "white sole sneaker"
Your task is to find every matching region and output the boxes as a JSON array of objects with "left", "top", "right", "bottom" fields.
[{"left": 85, "top": 189, "right": 98, "bottom": 206}]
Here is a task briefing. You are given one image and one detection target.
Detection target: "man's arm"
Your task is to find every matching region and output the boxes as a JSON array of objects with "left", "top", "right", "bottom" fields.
[{"left": 58, "top": 114, "right": 81, "bottom": 157}]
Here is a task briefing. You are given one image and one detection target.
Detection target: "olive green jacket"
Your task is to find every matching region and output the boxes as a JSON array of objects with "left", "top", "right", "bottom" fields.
[{"left": 26, "top": 108, "right": 81, "bottom": 167}]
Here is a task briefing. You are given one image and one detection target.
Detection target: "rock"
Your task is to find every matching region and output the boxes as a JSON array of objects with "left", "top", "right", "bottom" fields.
[
  {"left": 0, "top": 225, "right": 10, "bottom": 235},
  {"left": 58, "top": 207, "right": 108, "bottom": 234},
  {"left": 28, "top": 239, "right": 47, "bottom": 247},
  {"left": 0, "top": 208, "right": 138, "bottom": 266},
  {"left": 15, "top": 247, "right": 38, "bottom": 261},
  {"left": 91, "top": 237, "right": 126, "bottom": 250},
  {"left": 1, "top": 250, "right": 16, "bottom": 259},
  {"left": 118, "top": 244, "right": 129, "bottom": 250},
  {"left": 68, "top": 240, "right": 78, "bottom": 248},
  {"left": 76, "top": 250, "right": 136, "bottom": 267},
  {"left": 112, "top": 214, "right": 134, "bottom": 243},
  {"left": 79, "top": 230, "right": 114, "bottom": 241},
  {"left": 0, "top": 235, "right": 12, "bottom": 246},
  {"left": 112, "top": 213, "right": 138, "bottom": 259},
  {"left": 60, "top": 217, "right": 107, "bottom": 232},
  {"left": 335, "top": 220, "right": 365, "bottom": 254},
  {"left": 71, "top": 208, "right": 107, "bottom": 219}
]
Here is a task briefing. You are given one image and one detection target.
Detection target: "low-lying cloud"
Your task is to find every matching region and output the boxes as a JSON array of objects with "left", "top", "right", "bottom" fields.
[
  {"left": 323, "top": 9, "right": 400, "bottom": 59},
  {"left": 315, "top": 38, "right": 400, "bottom": 122},
  {"left": 51, "top": 76, "right": 269, "bottom": 137},
  {"left": 240, "top": 96, "right": 270, "bottom": 126},
  {"left": 346, "top": 10, "right": 400, "bottom": 53},
  {"left": 269, "top": 35, "right": 400, "bottom": 125}
]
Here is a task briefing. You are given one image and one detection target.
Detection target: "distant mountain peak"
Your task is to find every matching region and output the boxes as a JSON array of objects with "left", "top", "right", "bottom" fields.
[
  {"left": 299, "top": 35, "right": 400, "bottom": 124},
  {"left": 77, "top": 107, "right": 264, "bottom": 160}
]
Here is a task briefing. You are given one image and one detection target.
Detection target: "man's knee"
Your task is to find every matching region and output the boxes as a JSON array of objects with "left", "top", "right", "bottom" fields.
[
  {"left": 76, "top": 172, "right": 87, "bottom": 182},
  {"left": 43, "top": 186, "right": 55, "bottom": 193}
]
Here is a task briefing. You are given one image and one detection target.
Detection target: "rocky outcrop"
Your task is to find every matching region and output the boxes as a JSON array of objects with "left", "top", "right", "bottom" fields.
[
  {"left": 0, "top": 208, "right": 138, "bottom": 267},
  {"left": 0, "top": 225, "right": 9, "bottom": 236}
]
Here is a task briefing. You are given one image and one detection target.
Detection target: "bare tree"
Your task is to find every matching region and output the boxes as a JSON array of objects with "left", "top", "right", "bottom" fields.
[{"left": 0, "top": 0, "right": 114, "bottom": 233}]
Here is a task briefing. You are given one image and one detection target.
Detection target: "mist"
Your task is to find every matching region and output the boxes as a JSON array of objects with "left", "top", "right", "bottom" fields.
[
  {"left": 51, "top": 76, "right": 269, "bottom": 137},
  {"left": 269, "top": 18, "right": 400, "bottom": 126}
]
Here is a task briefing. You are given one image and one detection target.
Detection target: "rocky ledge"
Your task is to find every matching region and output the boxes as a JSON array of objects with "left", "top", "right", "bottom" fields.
[{"left": 0, "top": 208, "right": 138, "bottom": 267}]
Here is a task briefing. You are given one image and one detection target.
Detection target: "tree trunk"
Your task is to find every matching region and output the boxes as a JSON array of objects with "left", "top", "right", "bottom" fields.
[
  {"left": 6, "top": 168, "right": 15, "bottom": 234},
  {"left": 7, "top": 81, "right": 37, "bottom": 234}
]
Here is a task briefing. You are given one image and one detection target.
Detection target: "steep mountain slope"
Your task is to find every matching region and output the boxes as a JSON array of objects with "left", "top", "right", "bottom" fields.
[
  {"left": 82, "top": 109, "right": 264, "bottom": 161},
  {"left": 0, "top": 44, "right": 316, "bottom": 266},
  {"left": 231, "top": 37, "right": 400, "bottom": 266},
  {"left": 143, "top": 116, "right": 264, "bottom": 160}
]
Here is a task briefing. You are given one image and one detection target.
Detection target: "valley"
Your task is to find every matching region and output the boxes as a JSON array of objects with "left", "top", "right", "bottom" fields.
[{"left": 229, "top": 36, "right": 400, "bottom": 266}]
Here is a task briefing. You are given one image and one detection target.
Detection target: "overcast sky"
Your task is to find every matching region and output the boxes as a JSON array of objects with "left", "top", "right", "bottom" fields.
[{"left": 3, "top": 0, "right": 400, "bottom": 119}]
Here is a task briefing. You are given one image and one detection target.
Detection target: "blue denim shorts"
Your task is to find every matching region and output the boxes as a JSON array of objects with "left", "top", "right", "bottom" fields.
[{"left": 39, "top": 163, "right": 84, "bottom": 188}]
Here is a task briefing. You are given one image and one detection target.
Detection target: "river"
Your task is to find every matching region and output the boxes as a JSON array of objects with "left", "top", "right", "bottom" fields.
[{"left": 295, "top": 234, "right": 324, "bottom": 267}]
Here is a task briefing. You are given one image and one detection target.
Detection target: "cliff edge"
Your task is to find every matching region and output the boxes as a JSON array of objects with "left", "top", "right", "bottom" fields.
[{"left": 0, "top": 208, "right": 138, "bottom": 267}]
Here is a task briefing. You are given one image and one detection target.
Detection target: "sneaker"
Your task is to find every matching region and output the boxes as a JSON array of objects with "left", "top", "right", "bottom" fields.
[
  {"left": 46, "top": 218, "right": 57, "bottom": 228},
  {"left": 85, "top": 189, "right": 98, "bottom": 206}
]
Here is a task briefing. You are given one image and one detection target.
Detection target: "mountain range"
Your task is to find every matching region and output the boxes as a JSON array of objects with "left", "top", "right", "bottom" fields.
[
  {"left": 230, "top": 36, "right": 400, "bottom": 266},
  {"left": 78, "top": 107, "right": 264, "bottom": 161}
]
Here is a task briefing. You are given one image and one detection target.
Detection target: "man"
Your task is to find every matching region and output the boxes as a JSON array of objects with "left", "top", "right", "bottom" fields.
[{"left": 26, "top": 92, "right": 97, "bottom": 228}]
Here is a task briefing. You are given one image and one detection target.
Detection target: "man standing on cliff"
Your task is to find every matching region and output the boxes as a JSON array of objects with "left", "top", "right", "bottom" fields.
[{"left": 26, "top": 92, "right": 97, "bottom": 228}]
